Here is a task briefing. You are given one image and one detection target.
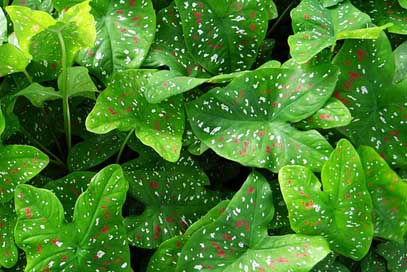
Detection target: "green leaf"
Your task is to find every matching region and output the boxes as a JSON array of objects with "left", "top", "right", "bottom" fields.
[
  {"left": 401, "top": 0, "right": 407, "bottom": 9},
  {"left": 187, "top": 66, "right": 338, "bottom": 172},
  {"left": 174, "top": 0, "right": 270, "bottom": 74},
  {"left": 332, "top": 33, "right": 407, "bottom": 167},
  {"left": 0, "top": 107, "right": 5, "bottom": 138},
  {"left": 86, "top": 69, "right": 185, "bottom": 162},
  {"left": 68, "top": 131, "right": 122, "bottom": 171},
  {"left": 279, "top": 139, "right": 374, "bottom": 260},
  {"left": 0, "top": 8, "right": 6, "bottom": 44},
  {"left": 12, "top": 0, "right": 53, "bottom": 12},
  {"left": 377, "top": 238, "right": 407, "bottom": 271},
  {"left": 5, "top": 5, "right": 55, "bottom": 59},
  {"left": 394, "top": 41, "right": 407, "bottom": 83},
  {"left": 0, "top": 201, "right": 18, "bottom": 268},
  {"left": 123, "top": 154, "right": 221, "bottom": 248},
  {"left": 297, "top": 98, "right": 352, "bottom": 130},
  {"left": 57, "top": 66, "right": 97, "bottom": 98},
  {"left": 360, "top": 249, "right": 387, "bottom": 272},
  {"left": 288, "top": 0, "right": 379, "bottom": 63},
  {"left": 176, "top": 172, "right": 331, "bottom": 271},
  {"left": 0, "top": 145, "right": 49, "bottom": 203},
  {"left": 0, "top": 44, "right": 30, "bottom": 76},
  {"left": 76, "top": 0, "right": 156, "bottom": 82},
  {"left": 354, "top": 0, "right": 407, "bottom": 35},
  {"left": 44, "top": 171, "right": 95, "bottom": 221},
  {"left": 14, "top": 83, "right": 61, "bottom": 107},
  {"left": 14, "top": 164, "right": 131, "bottom": 271},
  {"left": 52, "top": 0, "right": 84, "bottom": 12},
  {"left": 321, "top": 0, "right": 344, "bottom": 7},
  {"left": 358, "top": 145, "right": 407, "bottom": 242},
  {"left": 147, "top": 200, "right": 229, "bottom": 272}
]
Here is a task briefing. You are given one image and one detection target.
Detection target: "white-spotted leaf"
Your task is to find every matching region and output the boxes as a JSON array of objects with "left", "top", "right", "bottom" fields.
[
  {"left": 377, "top": 238, "right": 407, "bottom": 271},
  {"left": 14, "top": 83, "right": 61, "bottom": 107},
  {"left": 394, "top": 41, "right": 407, "bottom": 83},
  {"left": 0, "top": 44, "right": 30, "bottom": 77},
  {"left": 0, "top": 201, "right": 18, "bottom": 268},
  {"left": 279, "top": 139, "right": 374, "bottom": 260}
]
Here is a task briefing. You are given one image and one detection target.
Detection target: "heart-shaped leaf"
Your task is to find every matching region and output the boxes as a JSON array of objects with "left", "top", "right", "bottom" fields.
[
  {"left": 187, "top": 66, "right": 338, "bottom": 172},
  {"left": 174, "top": 0, "right": 270, "bottom": 74},
  {"left": 377, "top": 238, "right": 407, "bottom": 271},
  {"left": 279, "top": 139, "right": 374, "bottom": 260},
  {"left": 332, "top": 33, "right": 407, "bottom": 167},
  {"left": 44, "top": 171, "right": 95, "bottom": 221},
  {"left": 15, "top": 83, "right": 61, "bottom": 107},
  {"left": 296, "top": 98, "right": 352, "bottom": 130},
  {"left": 76, "top": 0, "right": 155, "bottom": 82},
  {"left": 288, "top": 0, "right": 388, "bottom": 64},
  {"left": 394, "top": 41, "right": 407, "bottom": 84},
  {"left": 0, "top": 145, "right": 49, "bottom": 203},
  {"left": 0, "top": 201, "right": 18, "bottom": 268},
  {"left": 58, "top": 66, "right": 97, "bottom": 99},
  {"left": 358, "top": 145, "right": 407, "bottom": 242},
  {"left": 147, "top": 200, "right": 229, "bottom": 272},
  {"left": 354, "top": 0, "right": 407, "bottom": 35},
  {"left": 0, "top": 44, "right": 30, "bottom": 77},
  {"left": 176, "top": 171, "right": 331, "bottom": 271},
  {"left": 86, "top": 69, "right": 185, "bottom": 162},
  {"left": 14, "top": 164, "right": 131, "bottom": 271},
  {"left": 123, "top": 153, "right": 221, "bottom": 248}
]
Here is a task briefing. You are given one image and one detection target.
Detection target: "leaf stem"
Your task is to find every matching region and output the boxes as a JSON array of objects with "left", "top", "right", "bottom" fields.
[
  {"left": 267, "top": 1, "right": 298, "bottom": 36},
  {"left": 116, "top": 129, "right": 135, "bottom": 164},
  {"left": 57, "top": 31, "right": 72, "bottom": 154},
  {"left": 22, "top": 69, "right": 33, "bottom": 84}
]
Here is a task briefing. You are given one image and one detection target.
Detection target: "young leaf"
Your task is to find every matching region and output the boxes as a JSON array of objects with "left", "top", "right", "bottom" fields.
[
  {"left": 76, "top": 0, "right": 156, "bottom": 82},
  {"left": 176, "top": 172, "right": 331, "bottom": 271},
  {"left": 174, "top": 0, "right": 270, "bottom": 74},
  {"left": 354, "top": 0, "right": 407, "bottom": 35},
  {"left": 296, "top": 98, "right": 352, "bottom": 130},
  {"left": 358, "top": 145, "right": 407, "bottom": 242},
  {"left": 57, "top": 66, "right": 97, "bottom": 99},
  {"left": 288, "top": 0, "right": 388, "bottom": 64},
  {"left": 279, "top": 139, "right": 374, "bottom": 260},
  {"left": 0, "top": 201, "right": 18, "bottom": 269},
  {"left": 377, "top": 238, "right": 407, "bottom": 271},
  {"left": 14, "top": 83, "right": 61, "bottom": 107},
  {"left": 14, "top": 164, "right": 131, "bottom": 271},
  {"left": 67, "top": 131, "right": 122, "bottom": 171},
  {"left": 187, "top": 66, "right": 338, "bottom": 172},
  {"left": 0, "top": 44, "right": 30, "bottom": 76},
  {"left": 44, "top": 171, "right": 95, "bottom": 221},
  {"left": 123, "top": 154, "right": 221, "bottom": 249},
  {"left": 394, "top": 41, "right": 407, "bottom": 84},
  {"left": 0, "top": 145, "right": 49, "bottom": 203},
  {"left": 86, "top": 69, "right": 185, "bottom": 162},
  {"left": 333, "top": 33, "right": 407, "bottom": 167}
]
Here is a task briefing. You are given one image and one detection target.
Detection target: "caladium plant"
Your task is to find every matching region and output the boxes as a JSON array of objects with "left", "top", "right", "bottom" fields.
[{"left": 0, "top": 0, "right": 405, "bottom": 271}]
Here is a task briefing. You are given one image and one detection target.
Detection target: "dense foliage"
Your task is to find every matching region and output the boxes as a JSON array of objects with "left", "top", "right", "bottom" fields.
[{"left": 0, "top": 0, "right": 406, "bottom": 271}]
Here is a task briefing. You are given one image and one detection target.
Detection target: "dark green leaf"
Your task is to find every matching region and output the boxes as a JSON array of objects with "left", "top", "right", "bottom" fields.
[
  {"left": 279, "top": 139, "right": 374, "bottom": 260},
  {"left": 377, "top": 238, "right": 407, "bottom": 271},
  {"left": 52, "top": 0, "right": 84, "bottom": 12},
  {"left": 360, "top": 249, "right": 387, "bottom": 272},
  {"left": 0, "top": 201, "right": 18, "bottom": 268},
  {"left": 394, "top": 41, "right": 407, "bottom": 83},
  {"left": 12, "top": 0, "right": 53, "bottom": 12},
  {"left": 14, "top": 83, "right": 61, "bottom": 107},
  {"left": 0, "top": 107, "right": 5, "bottom": 138}
]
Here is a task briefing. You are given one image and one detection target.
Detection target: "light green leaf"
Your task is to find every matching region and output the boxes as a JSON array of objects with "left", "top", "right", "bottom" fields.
[
  {"left": 0, "top": 44, "right": 30, "bottom": 76},
  {"left": 0, "top": 8, "right": 6, "bottom": 44},
  {"left": 279, "top": 139, "right": 374, "bottom": 260},
  {"left": 15, "top": 82, "right": 61, "bottom": 107},
  {"left": 0, "top": 145, "right": 49, "bottom": 203},
  {"left": 394, "top": 41, "right": 407, "bottom": 83},
  {"left": 12, "top": 0, "right": 53, "bottom": 12},
  {"left": 14, "top": 165, "right": 131, "bottom": 271},
  {"left": 401, "top": 0, "right": 407, "bottom": 9},
  {"left": 57, "top": 66, "right": 97, "bottom": 98}
]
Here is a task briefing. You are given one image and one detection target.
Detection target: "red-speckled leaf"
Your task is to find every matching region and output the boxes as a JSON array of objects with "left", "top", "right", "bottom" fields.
[
  {"left": 143, "top": 2, "right": 209, "bottom": 77},
  {"left": 0, "top": 201, "right": 18, "bottom": 268},
  {"left": 289, "top": 0, "right": 382, "bottom": 64},
  {"left": 279, "top": 139, "right": 374, "bottom": 260},
  {"left": 44, "top": 172, "right": 95, "bottom": 221},
  {"left": 123, "top": 154, "right": 222, "bottom": 249},
  {"left": 354, "top": 0, "right": 407, "bottom": 35},
  {"left": 0, "top": 145, "right": 49, "bottom": 203},
  {"left": 12, "top": 0, "right": 53, "bottom": 12},
  {"left": 68, "top": 131, "right": 122, "bottom": 171},
  {"left": 176, "top": 171, "right": 331, "bottom": 272},
  {"left": 76, "top": 0, "right": 155, "bottom": 82},
  {"left": 14, "top": 165, "right": 131, "bottom": 271},
  {"left": 358, "top": 145, "right": 407, "bottom": 242},
  {"left": 86, "top": 69, "right": 185, "bottom": 162},
  {"left": 377, "top": 238, "right": 407, "bottom": 271},
  {"left": 394, "top": 41, "right": 407, "bottom": 84},
  {"left": 147, "top": 200, "right": 229, "bottom": 272},
  {"left": 297, "top": 98, "right": 352, "bottom": 130},
  {"left": 174, "top": 0, "right": 270, "bottom": 74},
  {"left": 187, "top": 66, "right": 338, "bottom": 172},
  {"left": 332, "top": 33, "right": 407, "bottom": 167}
]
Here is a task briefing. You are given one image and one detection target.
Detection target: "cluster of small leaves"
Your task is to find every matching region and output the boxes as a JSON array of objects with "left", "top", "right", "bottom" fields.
[{"left": 0, "top": 0, "right": 406, "bottom": 271}]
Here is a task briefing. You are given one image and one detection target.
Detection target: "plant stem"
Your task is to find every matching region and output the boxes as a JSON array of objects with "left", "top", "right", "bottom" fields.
[
  {"left": 22, "top": 70, "right": 33, "bottom": 84},
  {"left": 267, "top": 1, "right": 298, "bottom": 36},
  {"left": 57, "top": 31, "right": 72, "bottom": 154},
  {"left": 116, "top": 129, "right": 135, "bottom": 164}
]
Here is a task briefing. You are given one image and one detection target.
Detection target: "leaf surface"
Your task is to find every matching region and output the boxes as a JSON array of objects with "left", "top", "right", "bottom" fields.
[
  {"left": 15, "top": 83, "right": 61, "bottom": 107},
  {"left": 0, "top": 201, "right": 18, "bottom": 268},
  {"left": 0, "top": 44, "right": 30, "bottom": 76}
]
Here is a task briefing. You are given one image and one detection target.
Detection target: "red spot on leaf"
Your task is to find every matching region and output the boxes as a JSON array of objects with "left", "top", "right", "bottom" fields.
[
  {"left": 37, "top": 244, "right": 43, "bottom": 252},
  {"left": 247, "top": 186, "right": 254, "bottom": 194},
  {"left": 25, "top": 208, "right": 32, "bottom": 219},
  {"left": 319, "top": 114, "right": 332, "bottom": 120},
  {"left": 108, "top": 107, "right": 118, "bottom": 115},
  {"left": 218, "top": 136, "right": 225, "bottom": 142},
  {"left": 153, "top": 225, "right": 161, "bottom": 240},
  {"left": 356, "top": 49, "right": 367, "bottom": 62},
  {"left": 117, "top": 10, "right": 124, "bottom": 15},
  {"left": 129, "top": 0, "right": 135, "bottom": 6},
  {"left": 149, "top": 181, "right": 159, "bottom": 189},
  {"left": 249, "top": 24, "right": 256, "bottom": 31},
  {"left": 100, "top": 226, "right": 109, "bottom": 233}
]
